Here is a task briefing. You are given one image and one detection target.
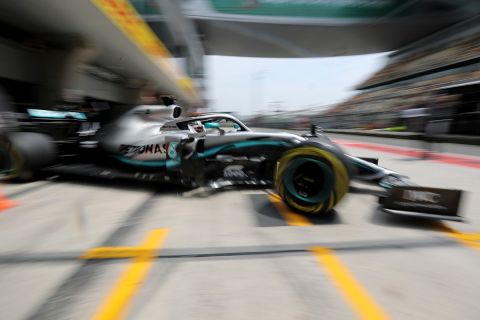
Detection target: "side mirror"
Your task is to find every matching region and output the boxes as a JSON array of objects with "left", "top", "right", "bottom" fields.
[
  {"left": 310, "top": 124, "right": 323, "bottom": 136},
  {"left": 233, "top": 124, "right": 241, "bottom": 130}
]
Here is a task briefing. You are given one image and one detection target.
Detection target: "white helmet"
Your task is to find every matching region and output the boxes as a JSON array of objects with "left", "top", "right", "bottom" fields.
[{"left": 188, "top": 121, "right": 205, "bottom": 135}]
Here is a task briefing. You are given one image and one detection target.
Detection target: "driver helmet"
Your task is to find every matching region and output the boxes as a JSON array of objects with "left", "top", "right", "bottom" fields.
[{"left": 188, "top": 121, "right": 205, "bottom": 134}]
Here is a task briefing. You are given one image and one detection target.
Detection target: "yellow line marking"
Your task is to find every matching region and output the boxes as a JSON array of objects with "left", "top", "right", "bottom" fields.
[
  {"left": 437, "top": 224, "right": 480, "bottom": 251},
  {"left": 92, "top": 229, "right": 169, "bottom": 320},
  {"left": 310, "top": 246, "right": 389, "bottom": 320},
  {"left": 81, "top": 247, "right": 154, "bottom": 259},
  {"left": 268, "top": 194, "right": 312, "bottom": 226}
]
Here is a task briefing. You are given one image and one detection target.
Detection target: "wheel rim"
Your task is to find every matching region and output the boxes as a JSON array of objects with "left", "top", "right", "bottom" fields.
[{"left": 283, "top": 158, "right": 334, "bottom": 204}]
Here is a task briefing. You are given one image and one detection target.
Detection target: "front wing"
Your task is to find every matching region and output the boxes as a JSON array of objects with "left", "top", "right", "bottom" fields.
[
  {"left": 378, "top": 186, "right": 464, "bottom": 222},
  {"left": 349, "top": 156, "right": 464, "bottom": 222}
]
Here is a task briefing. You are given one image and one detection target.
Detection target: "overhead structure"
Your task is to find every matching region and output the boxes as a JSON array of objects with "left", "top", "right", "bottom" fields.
[
  {"left": 177, "top": 0, "right": 479, "bottom": 57},
  {"left": 0, "top": 0, "right": 479, "bottom": 112},
  {"left": 0, "top": 0, "right": 201, "bottom": 107}
]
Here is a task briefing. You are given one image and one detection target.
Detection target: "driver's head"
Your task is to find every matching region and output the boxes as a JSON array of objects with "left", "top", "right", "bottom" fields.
[{"left": 188, "top": 121, "right": 205, "bottom": 134}]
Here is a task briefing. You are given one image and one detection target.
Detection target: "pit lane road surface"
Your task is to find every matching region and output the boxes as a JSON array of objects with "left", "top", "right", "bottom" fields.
[{"left": 0, "top": 129, "right": 479, "bottom": 320}]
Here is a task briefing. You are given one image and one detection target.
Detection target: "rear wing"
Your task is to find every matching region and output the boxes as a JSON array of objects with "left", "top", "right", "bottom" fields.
[{"left": 27, "top": 109, "right": 87, "bottom": 121}]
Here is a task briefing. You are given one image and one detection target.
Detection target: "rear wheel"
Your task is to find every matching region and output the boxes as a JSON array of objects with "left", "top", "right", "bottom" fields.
[
  {"left": 275, "top": 146, "right": 349, "bottom": 214},
  {"left": 0, "top": 132, "right": 56, "bottom": 181}
]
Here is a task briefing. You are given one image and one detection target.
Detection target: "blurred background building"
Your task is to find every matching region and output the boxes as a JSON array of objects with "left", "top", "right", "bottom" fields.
[{"left": 320, "top": 15, "right": 480, "bottom": 135}]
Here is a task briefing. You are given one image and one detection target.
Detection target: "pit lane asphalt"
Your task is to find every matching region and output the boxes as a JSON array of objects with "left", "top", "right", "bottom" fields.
[{"left": 0, "top": 130, "right": 479, "bottom": 320}]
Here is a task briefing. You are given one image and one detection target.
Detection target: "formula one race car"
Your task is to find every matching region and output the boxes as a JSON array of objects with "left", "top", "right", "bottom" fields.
[{"left": 0, "top": 104, "right": 463, "bottom": 221}]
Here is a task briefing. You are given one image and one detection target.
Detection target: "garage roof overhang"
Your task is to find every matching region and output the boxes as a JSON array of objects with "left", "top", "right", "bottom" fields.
[{"left": 0, "top": 0, "right": 201, "bottom": 105}]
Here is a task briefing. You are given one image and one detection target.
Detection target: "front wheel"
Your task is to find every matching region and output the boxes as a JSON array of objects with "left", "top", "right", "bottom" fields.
[{"left": 275, "top": 146, "right": 349, "bottom": 215}]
